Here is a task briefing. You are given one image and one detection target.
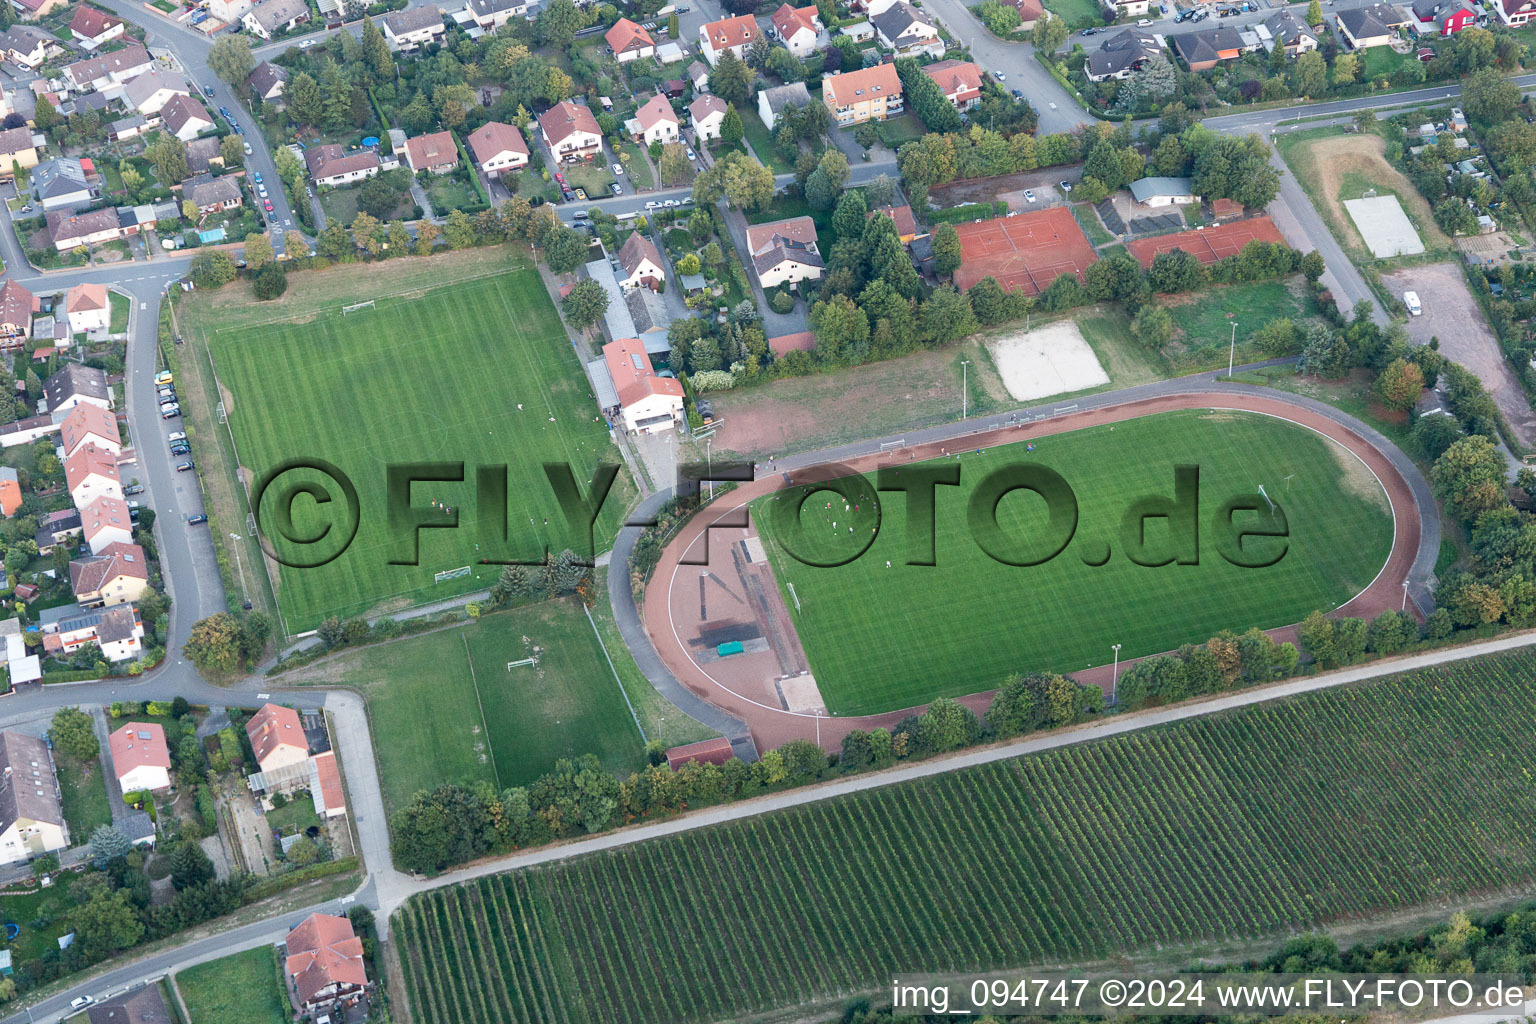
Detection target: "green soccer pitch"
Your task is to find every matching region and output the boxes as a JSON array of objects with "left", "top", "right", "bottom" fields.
[
  {"left": 754, "top": 410, "right": 1396, "bottom": 716},
  {"left": 205, "top": 265, "right": 629, "bottom": 631}
]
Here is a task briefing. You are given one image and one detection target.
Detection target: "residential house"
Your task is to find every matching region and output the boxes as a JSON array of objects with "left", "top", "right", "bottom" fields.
[
  {"left": 0, "top": 731, "right": 68, "bottom": 866},
  {"left": 305, "top": 144, "right": 380, "bottom": 187},
  {"left": 247, "top": 703, "right": 310, "bottom": 774},
  {"left": 538, "top": 101, "right": 602, "bottom": 162},
  {"left": 1335, "top": 3, "right": 1409, "bottom": 47},
  {"left": 633, "top": 93, "right": 680, "bottom": 147},
  {"left": 1263, "top": 10, "right": 1319, "bottom": 54},
  {"left": 464, "top": 0, "right": 527, "bottom": 31},
  {"left": 769, "top": 3, "right": 824, "bottom": 57},
  {"left": 690, "top": 93, "right": 728, "bottom": 141},
  {"left": 286, "top": 914, "right": 369, "bottom": 1012},
  {"left": 758, "top": 80, "right": 812, "bottom": 130},
  {"left": 248, "top": 60, "right": 289, "bottom": 103},
  {"left": 698, "top": 13, "right": 757, "bottom": 65},
  {"left": 1085, "top": 28, "right": 1160, "bottom": 81},
  {"left": 583, "top": 258, "right": 636, "bottom": 342},
  {"left": 1411, "top": 0, "right": 1476, "bottom": 32},
  {"left": 465, "top": 121, "right": 528, "bottom": 176},
  {"left": 869, "top": 203, "right": 919, "bottom": 243},
  {"left": 47, "top": 207, "right": 124, "bottom": 252},
  {"left": 33, "top": 158, "right": 90, "bottom": 211},
  {"left": 822, "top": 64, "right": 903, "bottom": 126},
  {"left": 404, "top": 129, "right": 458, "bottom": 173},
  {"left": 618, "top": 232, "right": 666, "bottom": 291},
  {"left": 64, "top": 283, "right": 112, "bottom": 335},
  {"left": 69, "top": 6, "right": 125, "bottom": 47},
  {"left": 309, "top": 751, "right": 346, "bottom": 817},
  {"left": 746, "top": 215, "right": 823, "bottom": 287},
  {"left": 1130, "top": 176, "right": 1198, "bottom": 206},
  {"left": 241, "top": 0, "right": 311, "bottom": 39},
  {"left": 0, "top": 25, "right": 56, "bottom": 68},
  {"left": 85, "top": 988, "right": 173, "bottom": 1024},
  {"left": 34, "top": 508, "right": 82, "bottom": 555},
  {"left": 0, "top": 467, "right": 18, "bottom": 518},
  {"left": 921, "top": 59, "right": 983, "bottom": 111},
  {"left": 186, "top": 137, "right": 226, "bottom": 175},
  {"left": 65, "top": 442, "right": 121, "bottom": 508},
  {"left": 1107, "top": 0, "right": 1150, "bottom": 15},
  {"left": 1171, "top": 26, "right": 1247, "bottom": 69},
  {"left": 60, "top": 401, "right": 118, "bottom": 457},
  {"left": 624, "top": 285, "right": 671, "bottom": 356},
  {"left": 0, "top": 125, "right": 40, "bottom": 178},
  {"left": 7, "top": 0, "right": 67, "bottom": 21},
  {"left": 856, "top": 0, "right": 900, "bottom": 18},
  {"left": 606, "top": 17, "right": 655, "bottom": 61},
  {"left": 208, "top": 0, "right": 254, "bottom": 22},
  {"left": 0, "top": 280, "right": 36, "bottom": 345},
  {"left": 81, "top": 495, "right": 133, "bottom": 554},
  {"left": 381, "top": 6, "right": 444, "bottom": 49},
  {"left": 688, "top": 60, "right": 710, "bottom": 93},
  {"left": 43, "top": 364, "right": 110, "bottom": 420},
  {"left": 840, "top": 18, "right": 875, "bottom": 39},
  {"left": 1495, "top": 0, "right": 1536, "bottom": 25},
  {"left": 62, "top": 44, "right": 153, "bottom": 92},
  {"left": 109, "top": 721, "right": 169, "bottom": 790},
  {"left": 160, "top": 94, "right": 212, "bottom": 141},
  {"left": 109, "top": 115, "right": 150, "bottom": 143},
  {"left": 123, "top": 71, "right": 189, "bottom": 116},
  {"left": 69, "top": 541, "right": 148, "bottom": 608},
  {"left": 600, "top": 337, "right": 684, "bottom": 434},
  {"left": 872, "top": 2, "right": 943, "bottom": 58},
  {"left": 188, "top": 174, "right": 243, "bottom": 213}
]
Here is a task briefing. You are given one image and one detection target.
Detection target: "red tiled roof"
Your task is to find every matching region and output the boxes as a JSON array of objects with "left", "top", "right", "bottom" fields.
[
  {"left": 636, "top": 93, "right": 678, "bottom": 132},
  {"left": 109, "top": 722, "right": 170, "bottom": 774},
  {"left": 246, "top": 702, "right": 307, "bottom": 767},
  {"left": 701, "top": 13, "right": 757, "bottom": 48},
  {"left": 311, "top": 751, "right": 344, "bottom": 814},
  {"left": 70, "top": 6, "right": 124, "bottom": 39},
  {"left": 464, "top": 121, "right": 527, "bottom": 165},
  {"left": 602, "top": 338, "right": 684, "bottom": 408},
  {"left": 60, "top": 403, "right": 117, "bottom": 455},
  {"left": 69, "top": 540, "right": 147, "bottom": 595},
  {"left": 605, "top": 16, "right": 654, "bottom": 54},
  {"left": 822, "top": 63, "right": 902, "bottom": 106},
  {"left": 869, "top": 203, "right": 918, "bottom": 238},
  {"left": 64, "top": 442, "right": 119, "bottom": 494},
  {"left": 0, "top": 279, "right": 37, "bottom": 330},
  {"left": 286, "top": 914, "right": 367, "bottom": 1007},
  {"left": 81, "top": 495, "right": 132, "bottom": 543},
  {"left": 305, "top": 144, "right": 379, "bottom": 181},
  {"left": 538, "top": 100, "right": 601, "bottom": 147},
  {"left": 746, "top": 215, "right": 818, "bottom": 254},
  {"left": 768, "top": 331, "right": 816, "bottom": 355},
  {"left": 67, "top": 281, "right": 109, "bottom": 315},
  {"left": 921, "top": 59, "right": 982, "bottom": 99},
  {"left": 771, "top": 3, "right": 820, "bottom": 38},
  {"left": 405, "top": 129, "right": 457, "bottom": 170}
]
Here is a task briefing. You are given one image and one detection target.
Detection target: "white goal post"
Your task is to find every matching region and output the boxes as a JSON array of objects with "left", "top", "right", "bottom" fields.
[{"left": 341, "top": 300, "right": 375, "bottom": 314}]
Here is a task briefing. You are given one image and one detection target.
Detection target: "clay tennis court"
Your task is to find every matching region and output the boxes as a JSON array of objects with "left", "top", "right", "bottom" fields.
[
  {"left": 952, "top": 207, "right": 1099, "bottom": 296},
  {"left": 1126, "top": 215, "right": 1287, "bottom": 268}
]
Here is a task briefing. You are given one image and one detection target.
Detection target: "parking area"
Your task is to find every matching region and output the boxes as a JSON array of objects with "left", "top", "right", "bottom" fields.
[{"left": 1384, "top": 262, "right": 1536, "bottom": 449}]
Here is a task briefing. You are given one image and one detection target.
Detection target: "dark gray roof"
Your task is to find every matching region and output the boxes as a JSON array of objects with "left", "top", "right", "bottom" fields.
[
  {"left": 0, "top": 730, "right": 64, "bottom": 835},
  {"left": 43, "top": 363, "right": 108, "bottom": 410},
  {"left": 624, "top": 285, "right": 671, "bottom": 334},
  {"left": 1171, "top": 25, "right": 1243, "bottom": 63},
  {"left": 247, "top": 59, "right": 288, "bottom": 97},
  {"left": 86, "top": 986, "right": 171, "bottom": 1024},
  {"left": 751, "top": 238, "right": 824, "bottom": 275},
  {"left": 382, "top": 4, "right": 443, "bottom": 33},
  {"left": 97, "top": 605, "right": 138, "bottom": 645},
  {"left": 872, "top": 0, "right": 934, "bottom": 40},
  {"left": 1336, "top": 3, "right": 1397, "bottom": 36},
  {"left": 1263, "top": 9, "right": 1317, "bottom": 45},
  {"left": 1086, "top": 28, "right": 1160, "bottom": 77},
  {"left": 34, "top": 158, "right": 87, "bottom": 200}
]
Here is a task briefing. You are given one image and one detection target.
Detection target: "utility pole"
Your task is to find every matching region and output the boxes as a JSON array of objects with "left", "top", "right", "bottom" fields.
[
  {"left": 1228, "top": 321, "right": 1237, "bottom": 378},
  {"left": 961, "top": 359, "right": 970, "bottom": 420},
  {"left": 1111, "top": 643, "right": 1122, "bottom": 706},
  {"left": 229, "top": 532, "right": 249, "bottom": 606},
  {"left": 706, "top": 437, "right": 713, "bottom": 498}
]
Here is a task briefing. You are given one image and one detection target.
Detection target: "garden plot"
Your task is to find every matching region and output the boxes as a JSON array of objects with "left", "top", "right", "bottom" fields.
[
  {"left": 985, "top": 320, "right": 1109, "bottom": 401},
  {"left": 1343, "top": 195, "right": 1425, "bottom": 259}
]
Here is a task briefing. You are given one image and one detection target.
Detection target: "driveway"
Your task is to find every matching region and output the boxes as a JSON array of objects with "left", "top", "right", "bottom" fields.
[{"left": 1384, "top": 262, "right": 1536, "bottom": 449}]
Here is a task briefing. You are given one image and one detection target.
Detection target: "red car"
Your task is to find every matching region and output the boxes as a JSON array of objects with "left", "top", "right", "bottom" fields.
[
  {"left": 554, "top": 172, "right": 566, "bottom": 184},
  {"left": 264, "top": 199, "right": 274, "bottom": 212}
]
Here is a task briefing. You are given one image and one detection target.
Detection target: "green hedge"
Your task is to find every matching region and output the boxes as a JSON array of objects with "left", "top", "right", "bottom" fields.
[
  {"left": 245, "top": 856, "right": 358, "bottom": 902},
  {"left": 926, "top": 200, "right": 1009, "bottom": 226}
]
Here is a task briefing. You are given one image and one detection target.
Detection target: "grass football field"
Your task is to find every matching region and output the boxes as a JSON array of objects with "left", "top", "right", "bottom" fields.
[
  {"left": 283, "top": 600, "right": 648, "bottom": 805},
  {"left": 755, "top": 410, "right": 1394, "bottom": 715},
  {"left": 203, "top": 262, "right": 630, "bottom": 631}
]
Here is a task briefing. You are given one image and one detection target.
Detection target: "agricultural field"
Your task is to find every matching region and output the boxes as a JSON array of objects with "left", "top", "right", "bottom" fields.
[
  {"left": 754, "top": 409, "right": 1393, "bottom": 715},
  {"left": 395, "top": 648, "right": 1536, "bottom": 1024},
  {"left": 191, "top": 254, "right": 632, "bottom": 632},
  {"left": 280, "top": 600, "right": 648, "bottom": 805},
  {"left": 175, "top": 947, "right": 289, "bottom": 1024}
]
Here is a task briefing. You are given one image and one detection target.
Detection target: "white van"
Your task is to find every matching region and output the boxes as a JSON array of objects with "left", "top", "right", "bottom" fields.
[{"left": 1404, "top": 291, "right": 1422, "bottom": 316}]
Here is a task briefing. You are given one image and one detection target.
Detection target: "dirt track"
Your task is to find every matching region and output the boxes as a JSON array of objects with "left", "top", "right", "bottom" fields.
[{"left": 642, "top": 390, "right": 1425, "bottom": 753}]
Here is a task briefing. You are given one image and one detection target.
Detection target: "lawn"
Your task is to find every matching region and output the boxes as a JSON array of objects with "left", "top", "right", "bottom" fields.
[
  {"left": 1072, "top": 204, "right": 1115, "bottom": 247},
  {"left": 283, "top": 599, "right": 648, "bottom": 807},
  {"left": 107, "top": 291, "right": 129, "bottom": 333},
  {"left": 740, "top": 109, "right": 795, "bottom": 175},
  {"left": 426, "top": 175, "right": 479, "bottom": 213},
  {"left": 395, "top": 647, "right": 1536, "bottom": 1024},
  {"left": 1042, "top": 0, "right": 1101, "bottom": 24},
  {"left": 56, "top": 751, "right": 110, "bottom": 839},
  {"left": 562, "top": 162, "right": 617, "bottom": 198},
  {"left": 873, "top": 114, "right": 925, "bottom": 148},
  {"left": 319, "top": 185, "right": 412, "bottom": 227},
  {"left": 176, "top": 947, "right": 289, "bottom": 1024},
  {"left": 619, "top": 142, "right": 654, "bottom": 190},
  {"left": 265, "top": 795, "right": 321, "bottom": 836},
  {"left": 754, "top": 409, "right": 1393, "bottom": 715},
  {"left": 0, "top": 878, "right": 78, "bottom": 963},
  {"left": 190, "top": 255, "right": 633, "bottom": 631},
  {"left": 1159, "top": 276, "right": 1313, "bottom": 371}
]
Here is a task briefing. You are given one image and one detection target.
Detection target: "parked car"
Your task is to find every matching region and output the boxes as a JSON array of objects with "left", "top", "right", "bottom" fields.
[
  {"left": 1011, "top": 88, "right": 1024, "bottom": 98},
  {"left": 204, "top": 85, "right": 215, "bottom": 97},
  {"left": 71, "top": 997, "right": 94, "bottom": 1011},
  {"left": 1024, "top": 189, "right": 1036, "bottom": 203},
  {"left": 645, "top": 200, "right": 661, "bottom": 209},
  {"left": 993, "top": 70, "right": 1006, "bottom": 82},
  {"left": 186, "top": 513, "right": 208, "bottom": 525},
  {"left": 1081, "top": 26, "right": 1097, "bottom": 33},
  {"left": 160, "top": 405, "right": 180, "bottom": 419},
  {"left": 175, "top": 460, "right": 195, "bottom": 472},
  {"left": 299, "top": 38, "right": 313, "bottom": 46},
  {"left": 611, "top": 182, "right": 622, "bottom": 195},
  {"left": 244, "top": 143, "right": 252, "bottom": 155},
  {"left": 1060, "top": 180, "right": 1073, "bottom": 191},
  {"left": 686, "top": 148, "right": 697, "bottom": 161},
  {"left": 613, "top": 162, "right": 624, "bottom": 175},
  {"left": 123, "top": 484, "right": 145, "bottom": 496},
  {"left": 554, "top": 171, "right": 565, "bottom": 184},
  {"left": 252, "top": 171, "right": 262, "bottom": 183},
  {"left": 168, "top": 431, "right": 186, "bottom": 442},
  {"left": 264, "top": 199, "right": 273, "bottom": 212},
  {"left": 170, "top": 443, "right": 191, "bottom": 456},
  {"left": 1136, "top": 17, "right": 1152, "bottom": 25},
  {"left": 575, "top": 188, "right": 587, "bottom": 200}
]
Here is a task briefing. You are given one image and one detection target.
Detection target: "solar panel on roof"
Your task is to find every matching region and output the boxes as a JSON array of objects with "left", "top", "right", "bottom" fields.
[{"left": 137, "top": 730, "right": 151, "bottom": 740}]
